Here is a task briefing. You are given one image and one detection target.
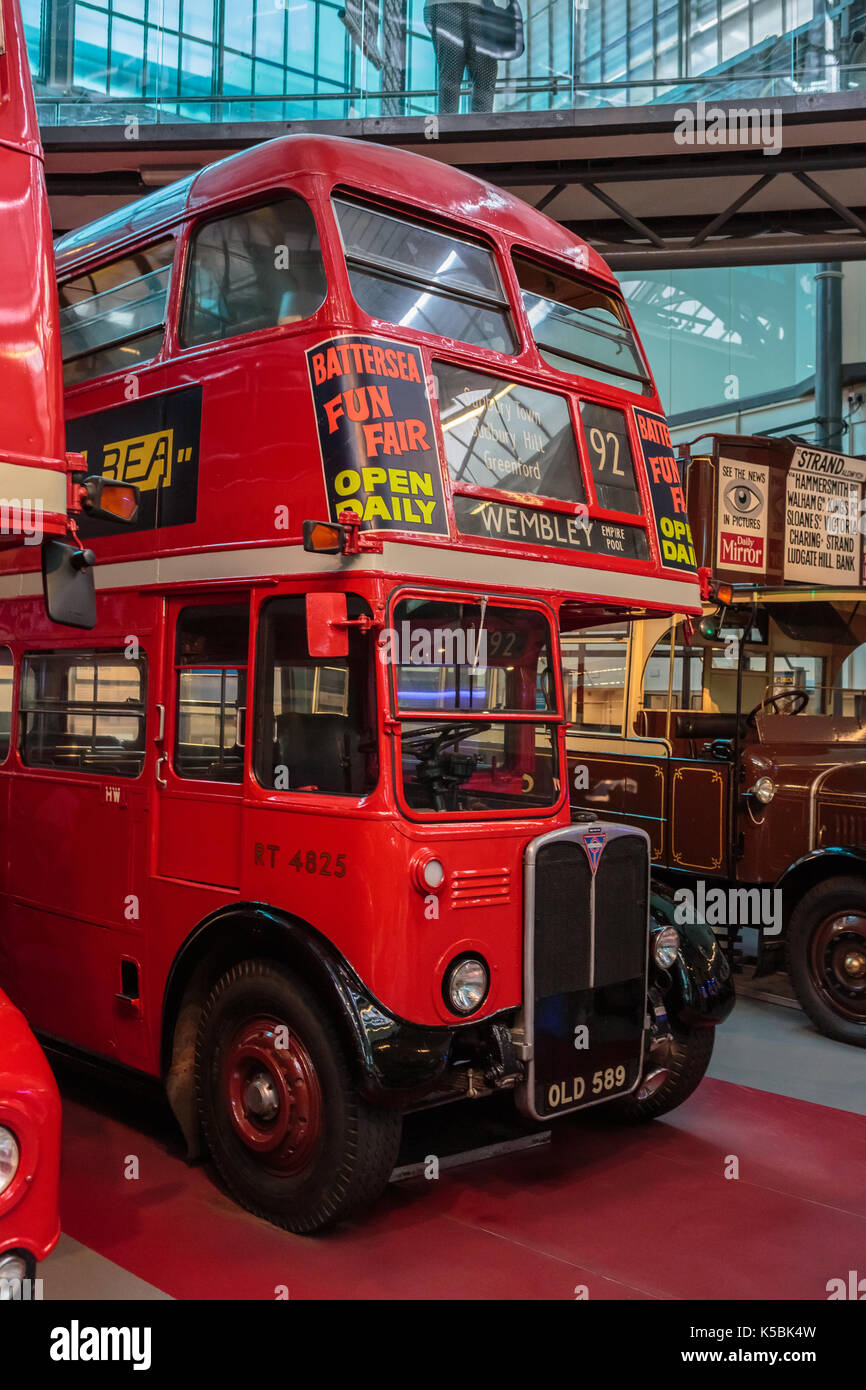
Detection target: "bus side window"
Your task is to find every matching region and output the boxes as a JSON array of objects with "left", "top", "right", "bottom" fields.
[
  {"left": 59, "top": 240, "right": 174, "bottom": 387},
  {"left": 254, "top": 594, "right": 377, "bottom": 797},
  {"left": 19, "top": 650, "right": 147, "bottom": 776},
  {"left": 636, "top": 631, "right": 674, "bottom": 736},
  {"left": 0, "top": 647, "right": 13, "bottom": 761},
  {"left": 180, "top": 197, "right": 327, "bottom": 348},
  {"left": 636, "top": 626, "right": 707, "bottom": 737},
  {"left": 174, "top": 604, "right": 250, "bottom": 784},
  {"left": 561, "top": 624, "right": 628, "bottom": 732}
]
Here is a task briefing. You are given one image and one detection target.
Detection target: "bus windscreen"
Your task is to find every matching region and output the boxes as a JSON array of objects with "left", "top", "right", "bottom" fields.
[{"left": 333, "top": 196, "right": 517, "bottom": 355}]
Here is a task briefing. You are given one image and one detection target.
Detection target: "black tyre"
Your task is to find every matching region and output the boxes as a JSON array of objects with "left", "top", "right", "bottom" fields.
[
  {"left": 785, "top": 876, "right": 866, "bottom": 1047},
  {"left": 195, "top": 959, "right": 402, "bottom": 1233},
  {"left": 609, "top": 1025, "right": 715, "bottom": 1122}
]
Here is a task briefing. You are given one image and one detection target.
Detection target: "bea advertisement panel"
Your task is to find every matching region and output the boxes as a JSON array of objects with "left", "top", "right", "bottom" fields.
[
  {"left": 67, "top": 387, "right": 202, "bottom": 537},
  {"left": 633, "top": 407, "right": 697, "bottom": 573},
  {"left": 307, "top": 335, "right": 448, "bottom": 536}
]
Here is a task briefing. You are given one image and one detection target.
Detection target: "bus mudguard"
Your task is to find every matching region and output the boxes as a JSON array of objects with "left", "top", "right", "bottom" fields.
[
  {"left": 776, "top": 846, "right": 866, "bottom": 914},
  {"left": 162, "top": 903, "right": 455, "bottom": 1108},
  {"left": 650, "top": 893, "right": 735, "bottom": 1026}
]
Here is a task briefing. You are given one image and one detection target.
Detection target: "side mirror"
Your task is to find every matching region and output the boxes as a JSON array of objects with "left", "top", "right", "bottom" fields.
[
  {"left": 42, "top": 539, "right": 96, "bottom": 629},
  {"left": 80, "top": 476, "right": 140, "bottom": 524},
  {"left": 306, "top": 592, "right": 348, "bottom": 658}
]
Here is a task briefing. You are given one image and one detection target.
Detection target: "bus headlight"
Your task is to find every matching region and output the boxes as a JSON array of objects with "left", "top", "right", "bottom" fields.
[
  {"left": 653, "top": 926, "right": 680, "bottom": 969},
  {"left": 751, "top": 776, "right": 776, "bottom": 805},
  {"left": 0, "top": 1128, "right": 20, "bottom": 1196},
  {"left": 443, "top": 956, "right": 489, "bottom": 1016}
]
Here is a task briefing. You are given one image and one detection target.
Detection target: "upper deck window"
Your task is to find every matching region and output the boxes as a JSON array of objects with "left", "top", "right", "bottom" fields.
[
  {"left": 514, "top": 255, "right": 652, "bottom": 396},
  {"left": 180, "top": 196, "right": 327, "bottom": 347},
  {"left": 333, "top": 197, "right": 517, "bottom": 355},
  {"left": 59, "top": 240, "right": 174, "bottom": 387}
]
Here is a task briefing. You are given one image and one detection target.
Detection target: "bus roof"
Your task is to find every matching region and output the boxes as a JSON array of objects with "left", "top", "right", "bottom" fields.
[{"left": 54, "top": 133, "right": 615, "bottom": 288}]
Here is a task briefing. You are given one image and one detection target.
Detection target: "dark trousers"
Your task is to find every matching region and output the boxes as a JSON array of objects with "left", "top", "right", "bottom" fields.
[{"left": 427, "top": 4, "right": 498, "bottom": 114}]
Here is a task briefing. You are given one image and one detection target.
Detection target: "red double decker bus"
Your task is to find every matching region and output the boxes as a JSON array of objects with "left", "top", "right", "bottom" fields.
[
  {"left": 0, "top": 132, "right": 733, "bottom": 1231},
  {"left": 0, "top": 0, "right": 138, "bottom": 628}
]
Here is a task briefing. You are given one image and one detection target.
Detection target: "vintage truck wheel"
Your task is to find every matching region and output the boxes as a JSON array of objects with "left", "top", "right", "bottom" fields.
[
  {"left": 196, "top": 959, "right": 402, "bottom": 1233},
  {"left": 610, "top": 1025, "right": 715, "bottom": 1122},
  {"left": 786, "top": 877, "right": 866, "bottom": 1047}
]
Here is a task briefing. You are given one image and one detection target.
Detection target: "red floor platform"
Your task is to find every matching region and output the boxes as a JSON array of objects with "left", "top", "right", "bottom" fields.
[{"left": 57, "top": 1077, "right": 866, "bottom": 1300}]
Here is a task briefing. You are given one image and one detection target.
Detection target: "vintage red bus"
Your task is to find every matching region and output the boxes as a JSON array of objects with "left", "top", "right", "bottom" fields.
[
  {"left": 0, "top": 132, "right": 733, "bottom": 1231},
  {"left": 564, "top": 432, "right": 866, "bottom": 1047},
  {"left": 0, "top": 0, "right": 69, "bottom": 552},
  {"left": 0, "top": 0, "right": 138, "bottom": 625}
]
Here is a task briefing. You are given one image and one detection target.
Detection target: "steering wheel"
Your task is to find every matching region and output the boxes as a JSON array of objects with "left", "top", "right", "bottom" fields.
[
  {"left": 399, "top": 721, "right": 489, "bottom": 755},
  {"left": 746, "top": 688, "right": 809, "bottom": 726}
]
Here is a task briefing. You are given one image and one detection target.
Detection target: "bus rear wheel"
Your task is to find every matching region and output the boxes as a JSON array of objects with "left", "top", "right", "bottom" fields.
[
  {"left": 786, "top": 876, "right": 866, "bottom": 1047},
  {"left": 195, "top": 959, "right": 402, "bottom": 1233}
]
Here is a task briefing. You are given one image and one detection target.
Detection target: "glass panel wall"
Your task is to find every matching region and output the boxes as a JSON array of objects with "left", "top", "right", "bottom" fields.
[{"left": 24, "top": 0, "right": 866, "bottom": 127}]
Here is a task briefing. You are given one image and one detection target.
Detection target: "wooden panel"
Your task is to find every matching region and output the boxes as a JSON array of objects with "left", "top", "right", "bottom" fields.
[
  {"left": 570, "top": 749, "right": 666, "bottom": 861},
  {"left": 670, "top": 763, "right": 727, "bottom": 872}
]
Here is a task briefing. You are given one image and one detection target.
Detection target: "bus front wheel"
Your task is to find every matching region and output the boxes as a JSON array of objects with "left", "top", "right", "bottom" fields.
[
  {"left": 786, "top": 876, "right": 866, "bottom": 1047},
  {"left": 195, "top": 959, "right": 402, "bottom": 1233},
  {"left": 608, "top": 1024, "right": 715, "bottom": 1122}
]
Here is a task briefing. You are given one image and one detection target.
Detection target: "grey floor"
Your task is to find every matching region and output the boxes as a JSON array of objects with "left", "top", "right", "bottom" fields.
[
  {"left": 39, "top": 1234, "right": 172, "bottom": 1301},
  {"left": 709, "top": 993, "right": 866, "bottom": 1116}
]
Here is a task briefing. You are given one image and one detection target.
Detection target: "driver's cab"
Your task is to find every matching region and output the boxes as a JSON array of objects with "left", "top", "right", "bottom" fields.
[
  {"left": 563, "top": 610, "right": 742, "bottom": 877},
  {"left": 564, "top": 593, "right": 866, "bottom": 880}
]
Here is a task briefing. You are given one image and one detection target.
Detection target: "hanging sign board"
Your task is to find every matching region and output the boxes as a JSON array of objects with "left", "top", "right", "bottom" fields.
[
  {"left": 716, "top": 456, "right": 770, "bottom": 576},
  {"left": 784, "top": 445, "right": 866, "bottom": 586}
]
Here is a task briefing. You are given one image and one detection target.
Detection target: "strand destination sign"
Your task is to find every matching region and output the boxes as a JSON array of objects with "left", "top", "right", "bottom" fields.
[
  {"left": 691, "top": 436, "right": 866, "bottom": 587},
  {"left": 785, "top": 446, "right": 866, "bottom": 586}
]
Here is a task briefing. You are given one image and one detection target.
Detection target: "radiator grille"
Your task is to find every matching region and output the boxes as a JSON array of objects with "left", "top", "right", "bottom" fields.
[
  {"left": 594, "top": 836, "right": 649, "bottom": 985},
  {"left": 534, "top": 840, "right": 592, "bottom": 997},
  {"left": 523, "top": 823, "right": 650, "bottom": 1122}
]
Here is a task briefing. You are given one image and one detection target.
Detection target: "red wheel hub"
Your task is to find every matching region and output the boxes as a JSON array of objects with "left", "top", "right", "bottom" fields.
[
  {"left": 809, "top": 911, "right": 866, "bottom": 1021},
  {"left": 223, "top": 1015, "right": 322, "bottom": 1175}
]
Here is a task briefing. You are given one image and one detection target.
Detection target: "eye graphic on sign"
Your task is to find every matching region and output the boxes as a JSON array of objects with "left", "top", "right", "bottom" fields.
[{"left": 724, "top": 479, "right": 763, "bottom": 515}]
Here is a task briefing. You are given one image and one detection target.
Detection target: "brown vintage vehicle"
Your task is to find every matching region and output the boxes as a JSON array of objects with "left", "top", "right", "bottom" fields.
[{"left": 562, "top": 433, "right": 866, "bottom": 1046}]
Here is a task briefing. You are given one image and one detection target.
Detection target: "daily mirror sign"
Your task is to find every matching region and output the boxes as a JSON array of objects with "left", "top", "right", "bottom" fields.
[
  {"left": 784, "top": 446, "right": 866, "bottom": 586},
  {"left": 716, "top": 455, "right": 770, "bottom": 576}
]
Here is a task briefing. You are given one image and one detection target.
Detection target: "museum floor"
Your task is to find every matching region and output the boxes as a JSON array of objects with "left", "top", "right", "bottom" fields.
[{"left": 36, "top": 990, "right": 866, "bottom": 1301}]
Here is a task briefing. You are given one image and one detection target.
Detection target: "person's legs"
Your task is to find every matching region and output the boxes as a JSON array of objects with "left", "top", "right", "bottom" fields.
[
  {"left": 467, "top": 7, "right": 498, "bottom": 112},
  {"left": 429, "top": 4, "right": 471, "bottom": 114}
]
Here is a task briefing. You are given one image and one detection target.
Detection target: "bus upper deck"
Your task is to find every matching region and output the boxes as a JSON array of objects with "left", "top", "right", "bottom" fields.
[
  {"left": 0, "top": 0, "right": 69, "bottom": 545},
  {"left": 0, "top": 133, "right": 701, "bottom": 619}
]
